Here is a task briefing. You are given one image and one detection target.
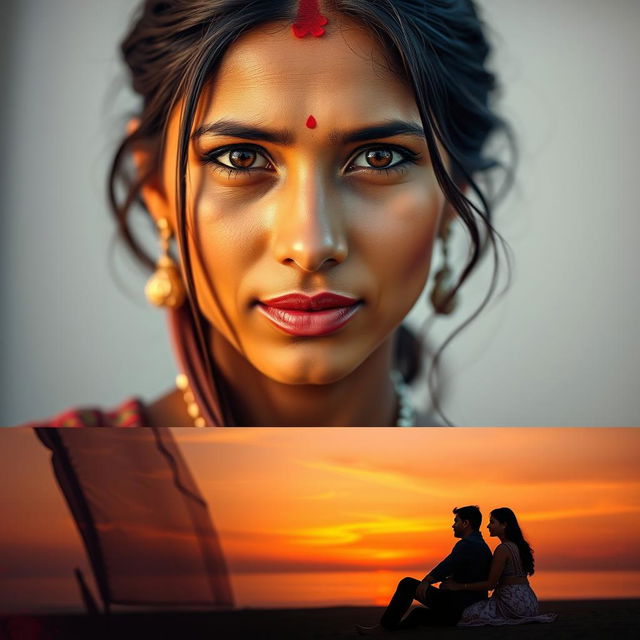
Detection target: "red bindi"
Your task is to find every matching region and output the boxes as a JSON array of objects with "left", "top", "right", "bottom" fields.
[
  {"left": 292, "top": 0, "right": 328, "bottom": 38},
  {"left": 306, "top": 115, "right": 317, "bottom": 129}
]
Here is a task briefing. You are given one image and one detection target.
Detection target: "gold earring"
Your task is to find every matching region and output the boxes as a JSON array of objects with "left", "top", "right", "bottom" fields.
[
  {"left": 430, "top": 220, "right": 457, "bottom": 315},
  {"left": 144, "top": 218, "right": 186, "bottom": 309}
]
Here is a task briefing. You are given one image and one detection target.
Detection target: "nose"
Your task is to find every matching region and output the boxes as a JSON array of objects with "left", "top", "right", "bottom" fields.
[{"left": 271, "top": 168, "right": 348, "bottom": 272}]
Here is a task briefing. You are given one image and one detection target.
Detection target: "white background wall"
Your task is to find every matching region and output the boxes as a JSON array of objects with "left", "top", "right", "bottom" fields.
[{"left": 1, "top": 0, "right": 639, "bottom": 426}]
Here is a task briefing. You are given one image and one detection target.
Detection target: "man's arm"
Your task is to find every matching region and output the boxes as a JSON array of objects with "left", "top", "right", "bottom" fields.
[
  {"left": 415, "top": 573, "right": 437, "bottom": 603},
  {"left": 425, "top": 539, "right": 468, "bottom": 582},
  {"left": 424, "top": 553, "right": 455, "bottom": 583},
  {"left": 415, "top": 540, "right": 467, "bottom": 602},
  {"left": 441, "top": 545, "right": 508, "bottom": 592}
]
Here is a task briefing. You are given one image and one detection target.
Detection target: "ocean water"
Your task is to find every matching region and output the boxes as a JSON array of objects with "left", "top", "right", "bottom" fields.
[
  {"left": 2, "top": 570, "right": 639, "bottom": 613},
  {"left": 232, "top": 570, "right": 640, "bottom": 608}
]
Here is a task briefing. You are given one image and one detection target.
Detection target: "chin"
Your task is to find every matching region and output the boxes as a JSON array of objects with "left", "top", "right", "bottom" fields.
[
  {"left": 257, "top": 346, "right": 365, "bottom": 386},
  {"left": 264, "top": 364, "right": 353, "bottom": 386}
]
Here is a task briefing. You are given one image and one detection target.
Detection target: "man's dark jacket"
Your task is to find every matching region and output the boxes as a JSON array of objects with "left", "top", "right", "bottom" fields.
[{"left": 426, "top": 530, "right": 493, "bottom": 609}]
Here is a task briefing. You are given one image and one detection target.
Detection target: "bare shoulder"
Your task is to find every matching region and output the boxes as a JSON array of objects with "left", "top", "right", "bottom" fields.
[{"left": 494, "top": 543, "right": 511, "bottom": 557}]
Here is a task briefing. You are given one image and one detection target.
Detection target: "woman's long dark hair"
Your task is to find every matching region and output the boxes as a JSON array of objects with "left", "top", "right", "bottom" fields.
[
  {"left": 491, "top": 507, "right": 535, "bottom": 575},
  {"left": 109, "top": 0, "right": 515, "bottom": 425}
]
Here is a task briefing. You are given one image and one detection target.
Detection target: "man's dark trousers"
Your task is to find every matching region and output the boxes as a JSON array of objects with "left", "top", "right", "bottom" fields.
[{"left": 380, "top": 577, "right": 468, "bottom": 629}]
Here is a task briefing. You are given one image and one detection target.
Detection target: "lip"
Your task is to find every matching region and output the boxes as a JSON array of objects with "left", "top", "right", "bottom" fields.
[{"left": 257, "top": 292, "right": 361, "bottom": 337}]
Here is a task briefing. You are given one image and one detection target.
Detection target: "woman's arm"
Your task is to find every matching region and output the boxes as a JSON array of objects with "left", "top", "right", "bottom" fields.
[{"left": 442, "top": 544, "right": 509, "bottom": 592}]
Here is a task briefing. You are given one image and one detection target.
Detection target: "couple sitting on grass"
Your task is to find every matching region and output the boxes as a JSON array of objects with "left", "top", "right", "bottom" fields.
[{"left": 357, "top": 506, "right": 557, "bottom": 635}]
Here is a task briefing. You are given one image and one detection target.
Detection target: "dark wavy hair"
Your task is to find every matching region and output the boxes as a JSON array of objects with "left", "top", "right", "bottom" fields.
[
  {"left": 109, "top": 0, "right": 515, "bottom": 425},
  {"left": 491, "top": 507, "right": 535, "bottom": 575},
  {"left": 453, "top": 505, "right": 482, "bottom": 530}
]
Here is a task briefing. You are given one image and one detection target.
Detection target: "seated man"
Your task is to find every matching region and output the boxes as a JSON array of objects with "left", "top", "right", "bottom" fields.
[{"left": 357, "top": 505, "right": 492, "bottom": 635}]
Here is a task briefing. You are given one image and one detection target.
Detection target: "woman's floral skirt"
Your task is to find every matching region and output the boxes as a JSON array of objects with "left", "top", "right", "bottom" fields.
[{"left": 458, "top": 584, "right": 557, "bottom": 627}]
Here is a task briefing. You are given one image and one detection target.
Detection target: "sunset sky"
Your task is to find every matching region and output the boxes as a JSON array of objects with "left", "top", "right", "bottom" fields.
[{"left": 1, "top": 428, "right": 638, "bottom": 611}]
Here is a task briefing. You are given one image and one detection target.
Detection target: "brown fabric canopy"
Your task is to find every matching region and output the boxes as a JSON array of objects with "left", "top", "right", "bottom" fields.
[{"left": 35, "top": 427, "right": 234, "bottom": 610}]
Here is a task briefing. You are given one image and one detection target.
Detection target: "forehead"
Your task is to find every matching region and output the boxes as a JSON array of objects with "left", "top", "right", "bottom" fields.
[{"left": 201, "top": 17, "right": 418, "bottom": 125}]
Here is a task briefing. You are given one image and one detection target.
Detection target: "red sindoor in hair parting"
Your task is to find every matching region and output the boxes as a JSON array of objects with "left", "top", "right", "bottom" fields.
[{"left": 292, "top": 0, "right": 328, "bottom": 38}]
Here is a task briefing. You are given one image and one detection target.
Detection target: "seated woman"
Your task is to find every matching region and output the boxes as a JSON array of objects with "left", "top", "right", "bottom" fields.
[
  {"left": 442, "top": 507, "right": 557, "bottom": 626},
  {"left": 26, "top": 0, "right": 513, "bottom": 427}
]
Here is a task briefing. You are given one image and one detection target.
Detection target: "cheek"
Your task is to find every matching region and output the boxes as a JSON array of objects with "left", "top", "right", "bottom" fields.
[
  {"left": 399, "top": 187, "right": 441, "bottom": 263},
  {"left": 186, "top": 183, "right": 266, "bottom": 334},
  {"left": 361, "top": 186, "right": 442, "bottom": 307},
  {"left": 398, "top": 214, "right": 438, "bottom": 280}
]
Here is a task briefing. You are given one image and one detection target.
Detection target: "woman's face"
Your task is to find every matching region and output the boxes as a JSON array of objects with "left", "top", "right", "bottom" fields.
[
  {"left": 150, "top": 17, "right": 446, "bottom": 385},
  {"left": 487, "top": 515, "right": 506, "bottom": 537}
]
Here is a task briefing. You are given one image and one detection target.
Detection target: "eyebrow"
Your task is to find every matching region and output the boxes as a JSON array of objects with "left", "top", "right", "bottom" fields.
[
  {"left": 192, "top": 119, "right": 425, "bottom": 145},
  {"left": 336, "top": 122, "right": 425, "bottom": 144},
  {"left": 192, "top": 120, "right": 295, "bottom": 144}
]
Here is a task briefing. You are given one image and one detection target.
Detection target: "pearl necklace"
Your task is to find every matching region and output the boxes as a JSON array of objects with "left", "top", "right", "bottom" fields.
[
  {"left": 176, "top": 371, "right": 415, "bottom": 427},
  {"left": 175, "top": 373, "right": 207, "bottom": 428}
]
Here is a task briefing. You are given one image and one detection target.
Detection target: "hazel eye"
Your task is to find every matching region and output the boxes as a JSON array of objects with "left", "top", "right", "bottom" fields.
[
  {"left": 213, "top": 147, "right": 272, "bottom": 170},
  {"left": 350, "top": 147, "right": 405, "bottom": 170}
]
